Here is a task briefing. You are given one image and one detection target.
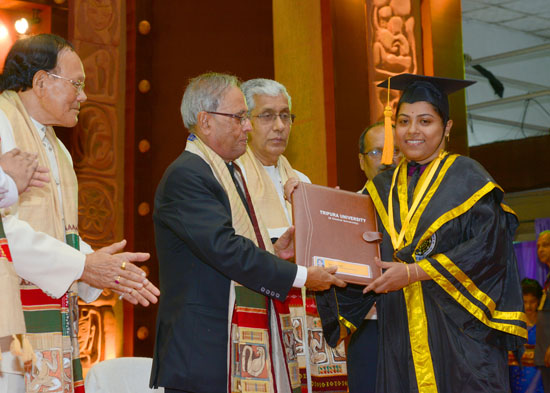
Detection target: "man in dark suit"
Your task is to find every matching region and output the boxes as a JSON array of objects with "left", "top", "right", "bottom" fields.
[{"left": 150, "top": 73, "right": 345, "bottom": 393}]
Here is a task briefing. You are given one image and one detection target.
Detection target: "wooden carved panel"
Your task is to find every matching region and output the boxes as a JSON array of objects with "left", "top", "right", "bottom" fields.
[
  {"left": 69, "top": 0, "right": 125, "bottom": 376},
  {"left": 73, "top": 0, "right": 120, "bottom": 46},
  {"left": 366, "top": 0, "right": 420, "bottom": 120},
  {"left": 77, "top": 176, "right": 116, "bottom": 246},
  {"left": 78, "top": 43, "right": 119, "bottom": 104},
  {"left": 72, "top": 103, "right": 117, "bottom": 175}
]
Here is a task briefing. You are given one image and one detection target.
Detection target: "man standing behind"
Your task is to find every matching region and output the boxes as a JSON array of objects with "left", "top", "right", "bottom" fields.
[
  {"left": 342, "top": 122, "right": 400, "bottom": 393},
  {"left": 238, "top": 78, "right": 348, "bottom": 392},
  {"left": 358, "top": 121, "right": 400, "bottom": 193},
  {"left": 238, "top": 78, "right": 309, "bottom": 239},
  {"left": 151, "top": 73, "right": 345, "bottom": 393},
  {"left": 0, "top": 34, "right": 159, "bottom": 393}
]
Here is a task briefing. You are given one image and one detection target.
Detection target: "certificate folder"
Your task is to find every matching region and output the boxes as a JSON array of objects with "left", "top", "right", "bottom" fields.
[{"left": 291, "top": 182, "right": 382, "bottom": 285}]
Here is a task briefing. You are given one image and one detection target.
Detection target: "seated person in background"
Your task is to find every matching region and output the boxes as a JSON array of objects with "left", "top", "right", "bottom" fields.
[
  {"left": 535, "top": 230, "right": 550, "bottom": 390},
  {"left": 238, "top": 78, "right": 348, "bottom": 392},
  {"left": 509, "top": 278, "right": 544, "bottom": 393}
]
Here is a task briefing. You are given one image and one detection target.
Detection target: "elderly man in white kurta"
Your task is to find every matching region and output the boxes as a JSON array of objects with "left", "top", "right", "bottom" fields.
[
  {"left": 238, "top": 78, "right": 348, "bottom": 393},
  {"left": 0, "top": 33, "right": 159, "bottom": 393}
]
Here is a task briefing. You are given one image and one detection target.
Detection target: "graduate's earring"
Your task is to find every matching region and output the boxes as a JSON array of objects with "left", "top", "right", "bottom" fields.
[{"left": 445, "top": 133, "right": 450, "bottom": 142}]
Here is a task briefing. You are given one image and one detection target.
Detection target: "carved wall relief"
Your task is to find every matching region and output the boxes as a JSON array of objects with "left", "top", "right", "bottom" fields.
[
  {"left": 70, "top": 0, "right": 125, "bottom": 376},
  {"left": 72, "top": 104, "right": 117, "bottom": 174},
  {"left": 74, "top": 0, "right": 120, "bottom": 45},
  {"left": 367, "top": 0, "right": 420, "bottom": 119}
]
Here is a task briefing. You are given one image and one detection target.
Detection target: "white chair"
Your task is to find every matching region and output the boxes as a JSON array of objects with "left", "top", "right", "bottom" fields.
[{"left": 85, "top": 357, "right": 164, "bottom": 393}]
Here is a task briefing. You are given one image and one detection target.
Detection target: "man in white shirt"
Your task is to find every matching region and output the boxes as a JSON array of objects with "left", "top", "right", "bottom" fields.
[
  {"left": 0, "top": 33, "right": 159, "bottom": 393},
  {"left": 239, "top": 78, "right": 349, "bottom": 392}
]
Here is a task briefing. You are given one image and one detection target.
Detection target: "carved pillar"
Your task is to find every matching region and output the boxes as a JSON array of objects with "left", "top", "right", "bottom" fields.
[
  {"left": 365, "top": 0, "right": 423, "bottom": 122},
  {"left": 365, "top": 0, "right": 468, "bottom": 154},
  {"left": 68, "top": 0, "right": 126, "bottom": 374}
]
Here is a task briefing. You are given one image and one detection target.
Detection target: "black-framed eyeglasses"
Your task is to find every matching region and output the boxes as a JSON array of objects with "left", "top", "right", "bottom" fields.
[
  {"left": 206, "top": 111, "right": 250, "bottom": 125},
  {"left": 47, "top": 72, "right": 85, "bottom": 93},
  {"left": 252, "top": 112, "right": 296, "bottom": 125},
  {"left": 362, "top": 148, "right": 401, "bottom": 158}
]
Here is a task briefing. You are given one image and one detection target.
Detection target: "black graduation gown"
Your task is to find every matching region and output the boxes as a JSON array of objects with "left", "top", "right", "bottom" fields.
[{"left": 366, "top": 153, "right": 526, "bottom": 393}]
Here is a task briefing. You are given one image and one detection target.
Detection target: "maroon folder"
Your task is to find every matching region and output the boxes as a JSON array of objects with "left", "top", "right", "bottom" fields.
[{"left": 291, "top": 182, "right": 382, "bottom": 285}]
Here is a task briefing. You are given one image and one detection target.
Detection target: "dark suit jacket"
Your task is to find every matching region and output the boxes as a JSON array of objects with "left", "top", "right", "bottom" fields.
[{"left": 150, "top": 151, "right": 298, "bottom": 392}]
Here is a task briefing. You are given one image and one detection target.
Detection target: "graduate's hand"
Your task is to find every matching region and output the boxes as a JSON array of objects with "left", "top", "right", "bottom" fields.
[
  {"left": 283, "top": 177, "right": 300, "bottom": 203},
  {"left": 274, "top": 226, "right": 294, "bottom": 260},
  {"left": 545, "top": 346, "right": 550, "bottom": 367},
  {"left": 364, "top": 257, "right": 409, "bottom": 294},
  {"left": 305, "top": 265, "right": 346, "bottom": 291}
]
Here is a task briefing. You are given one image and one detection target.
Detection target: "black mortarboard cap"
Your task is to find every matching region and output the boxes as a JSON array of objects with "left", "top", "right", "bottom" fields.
[
  {"left": 376, "top": 74, "right": 475, "bottom": 165},
  {"left": 377, "top": 73, "right": 475, "bottom": 95}
]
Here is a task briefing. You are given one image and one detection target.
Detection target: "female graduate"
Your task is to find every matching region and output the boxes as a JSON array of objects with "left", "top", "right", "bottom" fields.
[{"left": 364, "top": 74, "right": 527, "bottom": 393}]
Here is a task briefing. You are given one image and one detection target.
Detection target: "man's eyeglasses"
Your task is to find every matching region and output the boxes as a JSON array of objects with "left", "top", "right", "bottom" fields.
[
  {"left": 252, "top": 112, "right": 296, "bottom": 126},
  {"left": 47, "top": 72, "right": 85, "bottom": 93},
  {"left": 362, "top": 148, "right": 401, "bottom": 159},
  {"left": 206, "top": 111, "right": 250, "bottom": 126}
]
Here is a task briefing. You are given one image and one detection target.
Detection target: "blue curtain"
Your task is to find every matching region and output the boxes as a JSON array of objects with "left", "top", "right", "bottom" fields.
[{"left": 514, "top": 217, "right": 550, "bottom": 286}]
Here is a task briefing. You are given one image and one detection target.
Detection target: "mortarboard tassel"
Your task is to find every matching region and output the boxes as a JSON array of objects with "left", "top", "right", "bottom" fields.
[{"left": 381, "top": 76, "right": 394, "bottom": 166}]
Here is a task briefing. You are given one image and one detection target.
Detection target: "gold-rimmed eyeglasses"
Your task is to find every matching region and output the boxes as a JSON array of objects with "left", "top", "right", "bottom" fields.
[{"left": 47, "top": 72, "right": 85, "bottom": 93}]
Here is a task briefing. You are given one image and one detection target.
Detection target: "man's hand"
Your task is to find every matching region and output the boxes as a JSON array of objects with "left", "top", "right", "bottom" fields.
[
  {"left": 274, "top": 226, "right": 294, "bottom": 260},
  {"left": 283, "top": 178, "right": 300, "bottom": 203},
  {"left": 80, "top": 239, "right": 160, "bottom": 306},
  {"left": 305, "top": 265, "right": 346, "bottom": 291},
  {"left": 27, "top": 165, "right": 50, "bottom": 190},
  {"left": 0, "top": 148, "right": 46, "bottom": 194}
]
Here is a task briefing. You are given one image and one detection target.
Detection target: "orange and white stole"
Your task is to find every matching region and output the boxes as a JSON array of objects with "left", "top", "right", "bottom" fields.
[{"left": 186, "top": 134, "right": 301, "bottom": 393}]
